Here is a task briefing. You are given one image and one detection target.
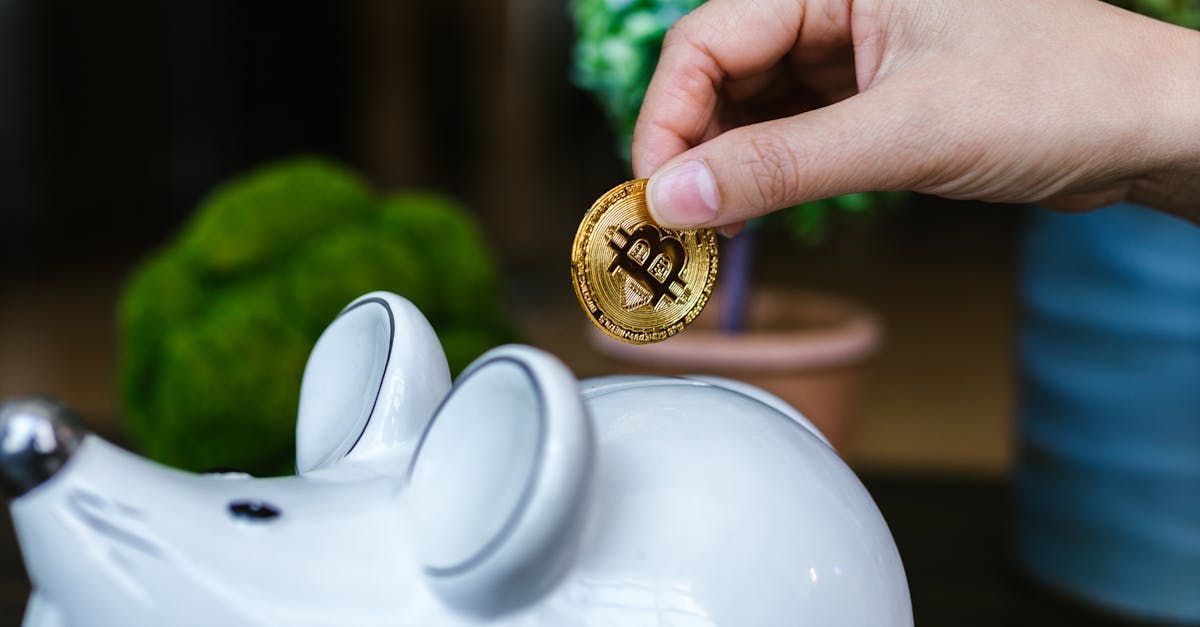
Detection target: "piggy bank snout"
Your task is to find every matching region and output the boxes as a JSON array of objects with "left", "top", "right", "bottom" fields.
[{"left": 0, "top": 397, "right": 87, "bottom": 498}]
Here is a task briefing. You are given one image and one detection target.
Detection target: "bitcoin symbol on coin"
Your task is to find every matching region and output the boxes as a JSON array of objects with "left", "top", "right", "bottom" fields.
[
  {"left": 606, "top": 224, "right": 688, "bottom": 311},
  {"left": 570, "top": 179, "right": 718, "bottom": 344}
]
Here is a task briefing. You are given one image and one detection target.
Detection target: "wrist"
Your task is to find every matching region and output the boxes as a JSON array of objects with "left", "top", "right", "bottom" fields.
[
  {"left": 1138, "top": 21, "right": 1200, "bottom": 172},
  {"left": 1126, "top": 18, "right": 1200, "bottom": 216}
]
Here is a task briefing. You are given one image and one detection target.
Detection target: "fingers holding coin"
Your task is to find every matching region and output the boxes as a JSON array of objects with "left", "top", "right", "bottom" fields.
[{"left": 571, "top": 180, "right": 719, "bottom": 344}]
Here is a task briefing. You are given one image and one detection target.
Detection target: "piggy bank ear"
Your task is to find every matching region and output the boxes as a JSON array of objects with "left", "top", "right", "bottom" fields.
[
  {"left": 296, "top": 292, "right": 451, "bottom": 475},
  {"left": 406, "top": 345, "right": 594, "bottom": 616}
]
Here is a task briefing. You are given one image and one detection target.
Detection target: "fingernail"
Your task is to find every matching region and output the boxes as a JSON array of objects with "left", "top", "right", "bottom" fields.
[{"left": 647, "top": 160, "right": 718, "bottom": 227}]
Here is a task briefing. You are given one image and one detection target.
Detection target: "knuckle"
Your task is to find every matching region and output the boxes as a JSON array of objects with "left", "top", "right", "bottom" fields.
[
  {"left": 661, "top": 13, "right": 712, "bottom": 61},
  {"left": 662, "top": 22, "right": 682, "bottom": 46},
  {"left": 740, "top": 135, "right": 801, "bottom": 208},
  {"left": 661, "top": 21, "right": 692, "bottom": 52}
]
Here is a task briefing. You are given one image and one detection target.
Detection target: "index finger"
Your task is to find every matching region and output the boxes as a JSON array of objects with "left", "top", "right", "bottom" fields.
[{"left": 631, "top": 0, "right": 807, "bottom": 178}]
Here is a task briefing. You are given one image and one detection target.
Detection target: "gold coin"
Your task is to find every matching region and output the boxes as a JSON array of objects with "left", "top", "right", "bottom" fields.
[{"left": 571, "top": 179, "right": 719, "bottom": 344}]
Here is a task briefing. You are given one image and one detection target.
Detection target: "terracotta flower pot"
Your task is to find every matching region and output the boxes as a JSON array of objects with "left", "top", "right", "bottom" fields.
[{"left": 588, "top": 288, "right": 882, "bottom": 452}]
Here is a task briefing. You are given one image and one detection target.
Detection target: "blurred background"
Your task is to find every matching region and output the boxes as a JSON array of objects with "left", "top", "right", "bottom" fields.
[
  {"left": 0, "top": 0, "right": 1020, "bottom": 474},
  {"left": 4, "top": 0, "right": 1181, "bottom": 625}
]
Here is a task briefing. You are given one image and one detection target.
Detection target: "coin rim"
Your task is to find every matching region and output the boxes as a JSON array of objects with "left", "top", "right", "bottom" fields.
[{"left": 570, "top": 179, "right": 719, "bottom": 345}]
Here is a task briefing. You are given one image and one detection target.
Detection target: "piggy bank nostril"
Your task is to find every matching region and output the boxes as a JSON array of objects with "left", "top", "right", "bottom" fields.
[
  {"left": 228, "top": 500, "right": 281, "bottom": 522},
  {"left": 0, "top": 397, "right": 87, "bottom": 498}
]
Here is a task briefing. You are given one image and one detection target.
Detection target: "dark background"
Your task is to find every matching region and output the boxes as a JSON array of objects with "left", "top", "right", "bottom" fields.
[
  {"left": 0, "top": 0, "right": 628, "bottom": 276},
  {"left": 2, "top": 1, "right": 1137, "bottom": 625}
]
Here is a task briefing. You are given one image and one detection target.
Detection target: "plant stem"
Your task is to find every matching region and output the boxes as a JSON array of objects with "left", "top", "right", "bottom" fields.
[{"left": 718, "top": 226, "right": 757, "bottom": 334}]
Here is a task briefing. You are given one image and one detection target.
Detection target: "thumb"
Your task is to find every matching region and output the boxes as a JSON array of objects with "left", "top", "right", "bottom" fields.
[{"left": 645, "top": 90, "right": 917, "bottom": 228}]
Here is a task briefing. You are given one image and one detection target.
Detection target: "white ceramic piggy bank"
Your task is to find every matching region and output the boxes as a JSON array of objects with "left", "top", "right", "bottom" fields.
[{"left": 0, "top": 292, "right": 911, "bottom": 626}]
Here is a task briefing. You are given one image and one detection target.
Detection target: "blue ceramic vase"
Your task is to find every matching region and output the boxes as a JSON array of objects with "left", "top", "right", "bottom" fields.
[{"left": 1017, "top": 203, "right": 1200, "bottom": 622}]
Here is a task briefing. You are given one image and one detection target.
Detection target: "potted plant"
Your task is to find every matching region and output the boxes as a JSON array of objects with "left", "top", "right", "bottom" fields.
[
  {"left": 570, "top": 0, "right": 906, "bottom": 450},
  {"left": 118, "top": 157, "right": 515, "bottom": 476}
]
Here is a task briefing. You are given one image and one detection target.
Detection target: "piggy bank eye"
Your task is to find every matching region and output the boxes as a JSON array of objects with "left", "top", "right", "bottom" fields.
[{"left": 228, "top": 500, "right": 281, "bottom": 522}]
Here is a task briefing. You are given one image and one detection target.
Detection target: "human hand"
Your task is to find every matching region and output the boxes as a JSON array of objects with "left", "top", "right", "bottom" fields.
[{"left": 633, "top": 0, "right": 1200, "bottom": 231}]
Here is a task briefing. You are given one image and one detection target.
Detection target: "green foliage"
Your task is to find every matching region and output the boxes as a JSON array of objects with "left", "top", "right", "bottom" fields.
[
  {"left": 572, "top": 0, "right": 703, "bottom": 152},
  {"left": 1110, "top": 0, "right": 1199, "bottom": 28},
  {"left": 118, "top": 157, "right": 515, "bottom": 476},
  {"left": 777, "top": 191, "right": 909, "bottom": 244}
]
